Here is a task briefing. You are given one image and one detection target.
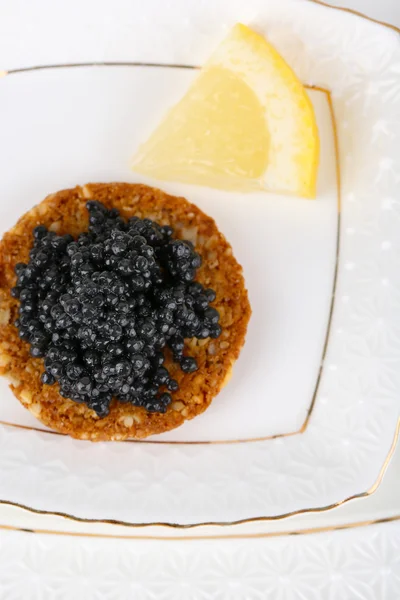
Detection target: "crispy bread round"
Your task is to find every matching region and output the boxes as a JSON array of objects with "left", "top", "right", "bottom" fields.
[{"left": 0, "top": 183, "right": 251, "bottom": 440}]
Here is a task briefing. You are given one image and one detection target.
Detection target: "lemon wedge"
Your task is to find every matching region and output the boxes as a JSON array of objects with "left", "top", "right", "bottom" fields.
[{"left": 132, "top": 23, "right": 319, "bottom": 198}]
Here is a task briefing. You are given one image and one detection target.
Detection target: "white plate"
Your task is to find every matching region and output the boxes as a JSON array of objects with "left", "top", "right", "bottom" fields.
[
  {"left": 0, "top": 68, "right": 338, "bottom": 442},
  {"left": 0, "top": 0, "right": 399, "bottom": 528}
]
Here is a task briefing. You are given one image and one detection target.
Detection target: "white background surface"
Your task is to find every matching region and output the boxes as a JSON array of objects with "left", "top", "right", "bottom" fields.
[{"left": 0, "top": 0, "right": 399, "bottom": 597}]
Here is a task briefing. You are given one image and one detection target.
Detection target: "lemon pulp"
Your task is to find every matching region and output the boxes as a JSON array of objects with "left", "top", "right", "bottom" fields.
[
  {"left": 132, "top": 24, "right": 319, "bottom": 198},
  {"left": 135, "top": 66, "right": 269, "bottom": 189}
]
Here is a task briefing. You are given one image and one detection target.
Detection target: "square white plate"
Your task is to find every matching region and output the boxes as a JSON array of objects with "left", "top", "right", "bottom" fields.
[
  {"left": 0, "top": 69, "right": 338, "bottom": 442},
  {"left": 0, "top": 0, "right": 399, "bottom": 527}
]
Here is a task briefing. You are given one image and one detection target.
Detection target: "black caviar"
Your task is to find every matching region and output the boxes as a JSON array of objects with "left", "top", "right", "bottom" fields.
[{"left": 12, "top": 201, "right": 221, "bottom": 417}]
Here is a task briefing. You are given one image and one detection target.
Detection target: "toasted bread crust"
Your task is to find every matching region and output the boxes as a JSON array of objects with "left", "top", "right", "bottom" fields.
[{"left": 0, "top": 183, "right": 251, "bottom": 440}]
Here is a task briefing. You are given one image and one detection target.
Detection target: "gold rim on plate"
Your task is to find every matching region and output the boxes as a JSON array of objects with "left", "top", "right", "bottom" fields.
[
  {"left": 309, "top": 0, "right": 400, "bottom": 34},
  {"left": 2, "top": 513, "right": 400, "bottom": 541}
]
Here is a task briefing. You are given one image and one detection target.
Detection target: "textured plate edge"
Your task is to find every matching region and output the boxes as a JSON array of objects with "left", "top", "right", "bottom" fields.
[{"left": 0, "top": 419, "right": 397, "bottom": 532}]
